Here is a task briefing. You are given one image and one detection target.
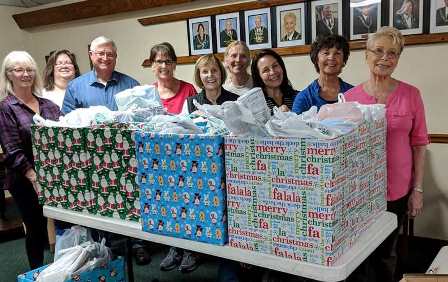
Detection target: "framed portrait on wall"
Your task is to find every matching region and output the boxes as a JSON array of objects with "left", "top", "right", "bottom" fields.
[
  {"left": 216, "top": 12, "right": 241, "bottom": 53},
  {"left": 430, "top": 0, "right": 448, "bottom": 33},
  {"left": 390, "top": 0, "right": 423, "bottom": 35},
  {"left": 276, "top": 3, "right": 306, "bottom": 47},
  {"left": 311, "top": 0, "right": 343, "bottom": 42},
  {"left": 350, "top": 0, "right": 381, "bottom": 40},
  {"left": 244, "top": 8, "right": 272, "bottom": 50},
  {"left": 188, "top": 16, "right": 214, "bottom": 55}
]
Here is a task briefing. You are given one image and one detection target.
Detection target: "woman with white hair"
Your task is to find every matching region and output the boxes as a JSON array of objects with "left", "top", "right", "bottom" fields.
[
  {"left": 0, "top": 51, "right": 61, "bottom": 269},
  {"left": 345, "top": 27, "right": 428, "bottom": 281}
]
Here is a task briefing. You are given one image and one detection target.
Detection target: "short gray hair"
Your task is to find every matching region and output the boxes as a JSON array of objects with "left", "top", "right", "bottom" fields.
[
  {"left": 0, "top": 51, "right": 42, "bottom": 101},
  {"left": 90, "top": 36, "right": 117, "bottom": 51},
  {"left": 367, "top": 26, "right": 404, "bottom": 55}
]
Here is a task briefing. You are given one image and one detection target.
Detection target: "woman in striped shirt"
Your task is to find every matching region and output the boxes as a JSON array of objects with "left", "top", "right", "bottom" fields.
[{"left": 251, "top": 49, "right": 297, "bottom": 114}]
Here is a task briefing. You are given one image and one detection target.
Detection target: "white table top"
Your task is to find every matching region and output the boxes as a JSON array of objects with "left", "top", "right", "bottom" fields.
[
  {"left": 427, "top": 246, "right": 448, "bottom": 274},
  {"left": 44, "top": 206, "right": 396, "bottom": 282}
]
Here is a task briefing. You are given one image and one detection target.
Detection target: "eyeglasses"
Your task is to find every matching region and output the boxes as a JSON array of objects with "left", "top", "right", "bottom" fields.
[
  {"left": 367, "top": 48, "right": 399, "bottom": 60},
  {"left": 55, "top": 61, "right": 74, "bottom": 66},
  {"left": 9, "top": 68, "right": 35, "bottom": 75},
  {"left": 92, "top": 50, "right": 116, "bottom": 59},
  {"left": 154, "top": 60, "right": 174, "bottom": 66}
]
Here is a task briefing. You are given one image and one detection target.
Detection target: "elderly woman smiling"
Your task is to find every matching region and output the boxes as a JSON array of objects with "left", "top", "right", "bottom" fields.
[
  {"left": 0, "top": 51, "right": 61, "bottom": 269},
  {"left": 345, "top": 26, "right": 429, "bottom": 282}
]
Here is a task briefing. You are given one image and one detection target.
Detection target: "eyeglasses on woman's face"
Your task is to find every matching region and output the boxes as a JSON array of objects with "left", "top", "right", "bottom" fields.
[
  {"left": 8, "top": 68, "right": 35, "bottom": 75},
  {"left": 367, "top": 48, "right": 399, "bottom": 60},
  {"left": 55, "top": 61, "right": 74, "bottom": 67},
  {"left": 154, "top": 60, "right": 174, "bottom": 66}
]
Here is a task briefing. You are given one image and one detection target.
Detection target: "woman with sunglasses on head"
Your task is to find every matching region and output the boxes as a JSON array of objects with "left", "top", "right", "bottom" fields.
[
  {"left": 150, "top": 42, "right": 197, "bottom": 114},
  {"left": 0, "top": 51, "right": 61, "bottom": 270},
  {"left": 42, "top": 50, "right": 80, "bottom": 109},
  {"left": 345, "top": 27, "right": 429, "bottom": 282},
  {"left": 292, "top": 34, "right": 352, "bottom": 115},
  {"left": 251, "top": 49, "right": 297, "bottom": 113}
]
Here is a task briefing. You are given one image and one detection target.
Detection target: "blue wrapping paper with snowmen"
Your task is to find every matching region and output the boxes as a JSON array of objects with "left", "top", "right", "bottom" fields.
[{"left": 135, "top": 132, "right": 227, "bottom": 245}]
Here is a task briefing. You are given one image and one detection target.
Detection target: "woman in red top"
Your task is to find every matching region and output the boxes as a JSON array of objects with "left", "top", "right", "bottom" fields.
[{"left": 150, "top": 42, "right": 196, "bottom": 114}]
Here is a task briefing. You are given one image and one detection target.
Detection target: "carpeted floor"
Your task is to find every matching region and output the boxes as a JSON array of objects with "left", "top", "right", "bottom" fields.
[
  {"left": 0, "top": 237, "right": 220, "bottom": 282},
  {"left": 1, "top": 234, "right": 446, "bottom": 282}
]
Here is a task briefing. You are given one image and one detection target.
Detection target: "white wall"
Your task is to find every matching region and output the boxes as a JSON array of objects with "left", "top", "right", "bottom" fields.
[
  {"left": 0, "top": 6, "right": 27, "bottom": 60},
  {"left": 1, "top": 0, "right": 447, "bottom": 240}
]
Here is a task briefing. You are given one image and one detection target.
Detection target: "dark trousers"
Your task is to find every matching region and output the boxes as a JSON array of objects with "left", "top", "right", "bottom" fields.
[
  {"left": 8, "top": 177, "right": 47, "bottom": 269},
  {"left": 371, "top": 196, "right": 409, "bottom": 282},
  {"left": 0, "top": 189, "right": 5, "bottom": 218}
]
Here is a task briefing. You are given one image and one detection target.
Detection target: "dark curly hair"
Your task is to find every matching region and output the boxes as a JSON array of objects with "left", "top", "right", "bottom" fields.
[
  {"left": 310, "top": 34, "right": 350, "bottom": 73},
  {"left": 43, "top": 50, "right": 80, "bottom": 91},
  {"left": 251, "top": 49, "right": 295, "bottom": 97}
]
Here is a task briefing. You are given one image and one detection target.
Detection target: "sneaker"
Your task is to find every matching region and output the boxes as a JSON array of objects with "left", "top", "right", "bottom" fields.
[
  {"left": 178, "top": 251, "right": 200, "bottom": 273},
  {"left": 133, "top": 245, "right": 151, "bottom": 266},
  {"left": 160, "top": 247, "right": 182, "bottom": 271}
]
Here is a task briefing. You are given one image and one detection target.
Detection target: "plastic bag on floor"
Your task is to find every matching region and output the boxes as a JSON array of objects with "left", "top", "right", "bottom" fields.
[
  {"left": 37, "top": 239, "right": 111, "bottom": 282},
  {"left": 54, "top": 226, "right": 93, "bottom": 261},
  {"left": 37, "top": 245, "right": 85, "bottom": 282}
]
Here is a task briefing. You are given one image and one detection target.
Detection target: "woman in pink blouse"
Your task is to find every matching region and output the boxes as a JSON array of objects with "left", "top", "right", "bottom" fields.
[
  {"left": 344, "top": 27, "right": 429, "bottom": 282},
  {"left": 149, "top": 42, "right": 196, "bottom": 114}
]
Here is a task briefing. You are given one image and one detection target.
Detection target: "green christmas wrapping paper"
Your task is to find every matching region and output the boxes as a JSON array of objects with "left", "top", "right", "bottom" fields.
[{"left": 31, "top": 123, "right": 141, "bottom": 221}]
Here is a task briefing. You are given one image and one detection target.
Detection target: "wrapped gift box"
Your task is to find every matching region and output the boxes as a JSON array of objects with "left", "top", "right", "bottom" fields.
[
  {"left": 32, "top": 126, "right": 90, "bottom": 212},
  {"left": 31, "top": 124, "right": 141, "bottom": 221},
  {"left": 136, "top": 132, "right": 227, "bottom": 245},
  {"left": 17, "top": 257, "right": 125, "bottom": 282},
  {"left": 86, "top": 124, "right": 140, "bottom": 221},
  {"left": 225, "top": 118, "right": 386, "bottom": 266}
]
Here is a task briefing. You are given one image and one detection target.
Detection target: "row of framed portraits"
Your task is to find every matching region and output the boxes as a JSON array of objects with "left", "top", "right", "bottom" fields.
[{"left": 187, "top": 0, "right": 448, "bottom": 56}]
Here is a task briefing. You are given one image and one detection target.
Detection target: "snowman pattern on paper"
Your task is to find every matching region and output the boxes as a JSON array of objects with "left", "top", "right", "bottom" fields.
[{"left": 138, "top": 135, "right": 227, "bottom": 244}]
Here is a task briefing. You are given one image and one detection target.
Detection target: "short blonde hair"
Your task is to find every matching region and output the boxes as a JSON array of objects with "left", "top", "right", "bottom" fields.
[
  {"left": 223, "top": 41, "right": 251, "bottom": 70},
  {"left": 194, "top": 54, "right": 226, "bottom": 89},
  {"left": 367, "top": 26, "right": 405, "bottom": 54},
  {"left": 0, "top": 51, "right": 42, "bottom": 101}
]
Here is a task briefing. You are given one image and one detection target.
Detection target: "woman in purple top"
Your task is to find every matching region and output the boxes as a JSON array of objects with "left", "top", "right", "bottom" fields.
[{"left": 0, "top": 51, "right": 61, "bottom": 269}]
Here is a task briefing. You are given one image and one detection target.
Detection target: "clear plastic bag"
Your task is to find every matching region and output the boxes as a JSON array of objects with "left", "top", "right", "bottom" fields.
[
  {"left": 54, "top": 226, "right": 93, "bottom": 261},
  {"left": 114, "top": 85, "right": 162, "bottom": 111}
]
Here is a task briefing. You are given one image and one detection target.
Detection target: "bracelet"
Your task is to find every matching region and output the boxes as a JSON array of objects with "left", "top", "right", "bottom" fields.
[{"left": 413, "top": 187, "right": 424, "bottom": 193}]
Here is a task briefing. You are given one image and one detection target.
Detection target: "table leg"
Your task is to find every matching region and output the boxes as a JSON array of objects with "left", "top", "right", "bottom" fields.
[{"left": 126, "top": 238, "right": 135, "bottom": 282}]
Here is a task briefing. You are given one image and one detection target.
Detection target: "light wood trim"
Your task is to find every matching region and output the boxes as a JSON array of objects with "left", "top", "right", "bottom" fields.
[
  {"left": 141, "top": 33, "right": 448, "bottom": 67},
  {"left": 430, "top": 134, "right": 448, "bottom": 144},
  {"left": 138, "top": 0, "right": 302, "bottom": 26},
  {"left": 12, "top": 0, "right": 192, "bottom": 29}
]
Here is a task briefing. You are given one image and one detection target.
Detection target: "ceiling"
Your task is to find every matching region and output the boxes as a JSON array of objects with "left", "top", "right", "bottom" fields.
[{"left": 0, "top": 0, "right": 65, "bottom": 8}]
